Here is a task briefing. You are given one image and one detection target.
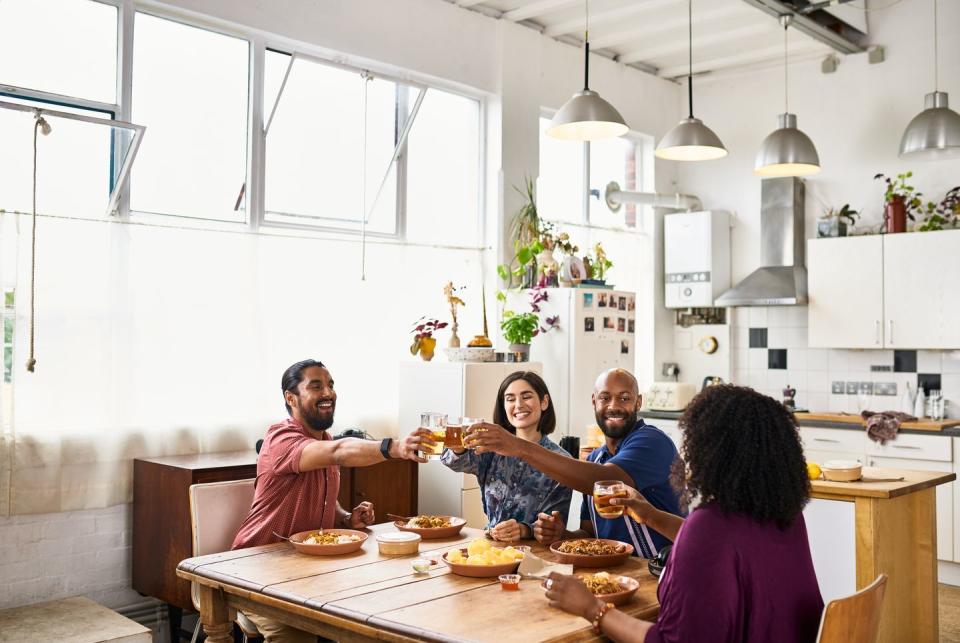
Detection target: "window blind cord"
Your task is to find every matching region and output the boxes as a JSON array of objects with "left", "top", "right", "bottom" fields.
[
  {"left": 27, "top": 110, "right": 51, "bottom": 373},
  {"left": 361, "top": 72, "right": 371, "bottom": 281}
]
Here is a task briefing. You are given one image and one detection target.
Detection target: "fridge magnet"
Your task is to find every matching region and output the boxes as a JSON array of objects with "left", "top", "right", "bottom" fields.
[
  {"left": 628, "top": 319, "right": 635, "bottom": 334},
  {"left": 598, "top": 293, "right": 608, "bottom": 308},
  {"left": 618, "top": 296, "right": 626, "bottom": 311},
  {"left": 583, "top": 293, "right": 593, "bottom": 308},
  {"left": 617, "top": 318, "right": 626, "bottom": 332},
  {"left": 584, "top": 317, "right": 595, "bottom": 332},
  {"left": 628, "top": 296, "right": 635, "bottom": 311},
  {"left": 603, "top": 317, "right": 614, "bottom": 330},
  {"left": 620, "top": 340, "right": 629, "bottom": 355}
]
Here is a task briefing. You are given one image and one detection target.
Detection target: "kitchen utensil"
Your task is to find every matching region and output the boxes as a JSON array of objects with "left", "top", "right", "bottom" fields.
[
  {"left": 394, "top": 516, "right": 467, "bottom": 539},
  {"left": 386, "top": 513, "right": 413, "bottom": 523},
  {"left": 701, "top": 376, "right": 724, "bottom": 391},
  {"left": 821, "top": 460, "right": 863, "bottom": 482},
  {"left": 376, "top": 531, "right": 421, "bottom": 555}
]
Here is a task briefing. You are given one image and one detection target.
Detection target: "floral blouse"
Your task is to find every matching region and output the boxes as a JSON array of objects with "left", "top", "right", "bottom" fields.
[{"left": 441, "top": 436, "right": 572, "bottom": 531}]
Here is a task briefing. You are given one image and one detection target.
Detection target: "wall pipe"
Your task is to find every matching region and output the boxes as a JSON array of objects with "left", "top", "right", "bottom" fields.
[{"left": 604, "top": 181, "right": 702, "bottom": 213}]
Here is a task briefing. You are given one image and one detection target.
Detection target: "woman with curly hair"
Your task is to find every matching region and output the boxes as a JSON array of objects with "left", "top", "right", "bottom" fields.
[{"left": 545, "top": 384, "right": 824, "bottom": 643}]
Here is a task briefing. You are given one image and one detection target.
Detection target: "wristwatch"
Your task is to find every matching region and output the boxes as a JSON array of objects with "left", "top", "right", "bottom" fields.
[{"left": 380, "top": 437, "right": 394, "bottom": 460}]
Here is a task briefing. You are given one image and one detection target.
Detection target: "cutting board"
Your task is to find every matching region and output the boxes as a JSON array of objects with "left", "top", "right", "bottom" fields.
[{"left": 795, "top": 412, "right": 960, "bottom": 432}]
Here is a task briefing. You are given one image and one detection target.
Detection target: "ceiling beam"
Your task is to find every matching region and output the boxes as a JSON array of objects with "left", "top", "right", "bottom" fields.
[
  {"left": 739, "top": 0, "right": 865, "bottom": 54},
  {"left": 590, "top": 5, "right": 750, "bottom": 50},
  {"left": 544, "top": 0, "right": 684, "bottom": 37},
  {"left": 657, "top": 39, "right": 826, "bottom": 78},
  {"left": 502, "top": 0, "right": 580, "bottom": 23},
  {"left": 619, "top": 23, "right": 770, "bottom": 65},
  {"left": 455, "top": 0, "right": 489, "bottom": 7}
]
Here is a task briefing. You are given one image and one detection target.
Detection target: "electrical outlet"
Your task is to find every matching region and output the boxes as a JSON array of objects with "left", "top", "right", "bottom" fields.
[
  {"left": 846, "top": 381, "right": 859, "bottom": 394},
  {"left": 832, "top": 381, "right": 845, "bottom": 394},
  {"left": 875, "top": 382, "right": 897, "bottom": 396},
  {"left": 859, "top": 382, "right": 874, "bottom": 395},
  {"left": 871, "top": 365, "right": 892, "bottom": 372}
]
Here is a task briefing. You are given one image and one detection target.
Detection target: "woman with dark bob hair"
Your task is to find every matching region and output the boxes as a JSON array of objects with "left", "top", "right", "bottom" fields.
[
  {"left": 442, "top": 371, "right": 572, "bottom": 542},
  {"left": 545, "top": 385, "right": 824, "bottom": 642}
]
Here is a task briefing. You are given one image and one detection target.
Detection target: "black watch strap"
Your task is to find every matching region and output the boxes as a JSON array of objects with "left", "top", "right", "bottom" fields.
[{"left": 380, "top": 437, "right": 394, "bottom": 460}]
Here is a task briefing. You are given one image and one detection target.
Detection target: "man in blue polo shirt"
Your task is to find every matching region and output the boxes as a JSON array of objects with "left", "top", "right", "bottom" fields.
[{"left": 466, "top": 368, "right": 682, "bottom": 557}]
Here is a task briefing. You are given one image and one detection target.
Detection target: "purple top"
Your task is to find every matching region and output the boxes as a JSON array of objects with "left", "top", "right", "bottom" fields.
[{"left": 646, "top": 503, "right": 824, "bottom": 643}]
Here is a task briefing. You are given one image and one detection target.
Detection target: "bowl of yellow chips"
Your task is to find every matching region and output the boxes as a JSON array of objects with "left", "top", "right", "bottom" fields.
[{"left": 442, "top": 538, "right": 526, "bottom": 578}]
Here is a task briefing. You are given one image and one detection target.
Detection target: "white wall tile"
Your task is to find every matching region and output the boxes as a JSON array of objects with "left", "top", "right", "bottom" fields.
[
  {"left": 767, "top": 370, "right": 789, "bottom": 392},
  {"left": 918, "top": 350, "right": 943, "bottom": 373},
  {"left": 733, "top": 349, "right": 749, "bottom": 370},
  {"left": 769, "top": 307, "right": 790, "bottom": 328},
  {"left": 943, "top": 351, "right": 960, "bottom": 374},
  {"left": 829, "top": 394, "right": 848, "bottom": 413},
  {"left": 806, "top": 392, "right": 829, "bottom": 412},
  {"left": 789, "top": 348, "right": 808, "bottom": 371},
  {"left": 768, "top": 327, "right": 787, "bottom": 348},
  {"left": 733, "top": 326, "right": 749, "bottom": 349},
  {"left": 749, "top": 349, "right": 768, "bottom": 370},
  {"left": 787, "top": 327, "right": 808, "bottom": 349},
  {"left": 808, "top": 349, "right": 829, "bottom": 371},
  {"left": 749, "top": 307, "right": 768, "bottom": 327},
  {"left": 731, "top": 369, "right": 749, "bottom": 385},
  {"left": 943, "top": 374, "right": 960, "bottom": 419},
  {"left": 787, "top": 370, "right": 808, "bottom": 392},
  {"left": 829, "top": 350, "right": 850, "bottom": 371},
  {"left": 807, "top": 370, "right": 832, "bottom": 393},
  {"left": 748, "top": 372, "right": 766, "bottom": 391},
  {"left": 788, "top": 305, "right": 809, "bottom": 328}
]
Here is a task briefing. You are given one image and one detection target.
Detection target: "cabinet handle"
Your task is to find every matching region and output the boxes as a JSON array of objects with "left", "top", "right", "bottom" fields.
[
  {"left": 890, "top": 445, "right": 921, "bottom": 450},
  {"left": 875, "top": 320, "right": 881, "bottom": 345},
  {"left": 812, "top": 438, "right": 840, "bottom": 443},
  {"left": 888, "top": 320, "right": 894, "bottom": 345}
]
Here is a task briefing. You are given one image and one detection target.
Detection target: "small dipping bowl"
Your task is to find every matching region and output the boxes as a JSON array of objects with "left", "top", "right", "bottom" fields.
[
  {"left": 377, "top": 531, "right": 421, "bottom": 556},
  {"left": 411, "top": 558, "right": 432, "bottom": 574},
  {"left": 499, "top": 574, "right": 521, "bottom": 591}
]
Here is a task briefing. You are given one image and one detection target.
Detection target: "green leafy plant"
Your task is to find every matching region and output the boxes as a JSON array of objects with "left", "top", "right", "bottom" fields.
[
  {"left": 917, "top": 186, "right": 960, "bottom": 231},
  {"left": 497, "top": 177, "right": 543, "bottom": 288},
  {"left": 409, "top": 317, "right": 447, "bottom": 355},
  {"left": 874, "top": 172, "right": 925, "bottom": 222},
  {"left": 500, "top": 310, "right": 539, "bottom": 346},
  {"left": 823, "top": 204, "right": 860, "bottom": 227},
  {"left": 583, "top": 242, "right": 613, "bottom": 281}
]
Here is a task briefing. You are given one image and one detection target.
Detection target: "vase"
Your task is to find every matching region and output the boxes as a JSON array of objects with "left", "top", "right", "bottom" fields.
[
  {"left": 449, "top": 322, "right": 460, "bottom": 348},
  {"left": 885, "top": 196, "right": 907, "bottom": 233},
  {"left": 536, "top": 249, "right": 559, "bottom": 288},
  {"left": 508, "top": 343, "right": 530, "bottom": 362},
  {"left": 419, "top": 337, "right": 437, "bottom": 361}
]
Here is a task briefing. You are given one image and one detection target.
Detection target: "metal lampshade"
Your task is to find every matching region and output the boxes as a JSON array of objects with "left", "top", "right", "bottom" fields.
[
  {"left": 899, "top": 91, "right": 960, "bottom": 160},
  {"left": 754, "top": 113, "right": 820, "bottom": 177},
  {"left": 547, "top": 91, "right": 628, "bottom": 141},
  {"left": 656, "top": 117, "right": 727, "bottom": 161}
]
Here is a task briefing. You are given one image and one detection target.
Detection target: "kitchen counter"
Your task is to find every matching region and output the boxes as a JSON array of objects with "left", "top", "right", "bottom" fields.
[{"left": 811, "top": 467, "right": 954, "bottom": 500}]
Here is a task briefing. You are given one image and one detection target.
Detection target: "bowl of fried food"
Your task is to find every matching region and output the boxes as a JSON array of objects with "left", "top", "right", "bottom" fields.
[
  {"left": 288, "top": 529, "right": 368, "bottom": 556},
  {"left": 541, "top": 572, "right": 639, "bottom": 606},
  {"left": 442, "top": 538, "right": 526, "bottom": 578},
  {"left": 395, "top": 514, "right": 467, "bottom": 539},
  {"left": 549, "top": 538, "right": 633, "bottom": 568}
]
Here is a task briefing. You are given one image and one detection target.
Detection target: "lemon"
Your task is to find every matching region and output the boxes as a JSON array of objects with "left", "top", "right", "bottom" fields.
[{"left": 807, "top": 462, "right": 822, "bottom": 480}]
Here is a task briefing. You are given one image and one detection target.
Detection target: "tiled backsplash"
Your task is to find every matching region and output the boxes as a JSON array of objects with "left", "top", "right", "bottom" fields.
[{"left": 728, "top": 306, "right": 960, "bottom": 418}]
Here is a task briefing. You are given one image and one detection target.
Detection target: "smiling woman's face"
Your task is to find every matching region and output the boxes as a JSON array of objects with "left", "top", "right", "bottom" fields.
[{"left": 502, "top": 379, "right": 548, "bottom": 432}]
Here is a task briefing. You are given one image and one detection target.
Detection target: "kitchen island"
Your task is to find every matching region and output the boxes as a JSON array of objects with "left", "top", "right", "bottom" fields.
[{"left": 810, "top": 468, "right": 955, "bottom": 643}]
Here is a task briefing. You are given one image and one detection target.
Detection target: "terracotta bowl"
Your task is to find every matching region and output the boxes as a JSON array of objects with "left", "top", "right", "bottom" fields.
[
  {"left": 822, "top": 460, "right": 863, "bottom": 482},
  {"left": 288, "top": 529, "right": 368, "bottom": 556},
  {"left": 541, "top": 574, "right": 640, "bottom": 606},
  {"left": 549, "top": 539, "right": 634, "bottom": 568},
  {"left": 441, "top": 548, "right": 523, "bottom": 578},
  {"left": 394, "top": 516, "right": 467, "bottom": 539}
]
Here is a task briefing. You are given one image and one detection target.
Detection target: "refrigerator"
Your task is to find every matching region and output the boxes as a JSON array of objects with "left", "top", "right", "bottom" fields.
[{"left": 508, "top": 287, "right": 636, "bottom": 442}]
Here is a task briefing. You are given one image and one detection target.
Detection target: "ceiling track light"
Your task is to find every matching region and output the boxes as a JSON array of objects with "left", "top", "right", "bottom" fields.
[
  {"left": 754, "top": 14, "right": 821, "bottom": 177},
  {"left": 655, "top": 0, "right": 727, "bottom": 162},
  {"left": 546, "top": 0, "right": 628, "bottom": 141}
]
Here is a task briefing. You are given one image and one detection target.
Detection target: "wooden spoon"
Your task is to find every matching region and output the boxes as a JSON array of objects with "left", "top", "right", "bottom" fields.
[{"left": 387, "top": 513, "right": 413, "bottom": 523}]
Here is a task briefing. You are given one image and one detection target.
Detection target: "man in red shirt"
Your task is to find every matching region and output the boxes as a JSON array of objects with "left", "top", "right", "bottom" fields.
[{"left": 232, "top": 358, "right": 433, "bottom": 642}]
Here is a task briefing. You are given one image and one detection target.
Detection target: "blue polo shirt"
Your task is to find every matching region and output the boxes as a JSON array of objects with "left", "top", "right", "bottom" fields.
[{"left": 580, "top": 420, "right": 682, "bottom": 558}]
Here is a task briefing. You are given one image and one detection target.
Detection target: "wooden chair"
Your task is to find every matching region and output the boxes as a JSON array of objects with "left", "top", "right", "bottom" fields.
[
  {"left": 188, "top": 479, "right": 261, "bottom": 643},
  {"left": 815, "top": 574, "right": 888, "bottom": 643}
]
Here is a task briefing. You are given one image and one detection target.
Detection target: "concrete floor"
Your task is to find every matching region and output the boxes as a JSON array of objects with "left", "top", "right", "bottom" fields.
[{"left": 941, "top": 584, "right": 960, "bottom": 642}]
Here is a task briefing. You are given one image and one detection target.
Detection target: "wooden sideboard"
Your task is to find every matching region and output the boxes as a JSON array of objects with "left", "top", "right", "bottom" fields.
[{"left": 132, "top": 450, "right": 417, "bottom": 641}]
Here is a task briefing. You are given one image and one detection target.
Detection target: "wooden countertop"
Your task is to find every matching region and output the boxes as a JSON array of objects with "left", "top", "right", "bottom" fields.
[
  {"left": 134, "top": 450, "right": 258, "bottom": 469},
  {"left": 795, "top": 412, "right": 960, "bottom": 432},
  {"left": 811, "top": 467, "right": 955, "bottom": 500}
]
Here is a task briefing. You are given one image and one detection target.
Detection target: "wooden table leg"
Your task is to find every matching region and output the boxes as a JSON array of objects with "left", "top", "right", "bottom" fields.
[
  {"left": 855, "top": 488, "right": 938, "bottom": 643},
  {"left": 197, "top": 585, "right": 234, "bottom": 643}
]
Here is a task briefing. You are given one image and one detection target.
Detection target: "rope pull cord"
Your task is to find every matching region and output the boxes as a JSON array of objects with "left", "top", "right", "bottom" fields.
[
  {"left": 582, "top": 0, "right": 590, "bottom": 90},
  {"left": 26, "top": 110, "right": 52, "bottom": 373},
  {"left": 687, "top": 0, "right": 693, "bottom": 119},
  {"left": 780, "top": 14, "right": 791, "bottom": 114},
  {"left": 933, "top": 0, "right": 939, "bottom": 91},
  {"left": 360, "top": 71, "right": 372, "bottom": 281}
]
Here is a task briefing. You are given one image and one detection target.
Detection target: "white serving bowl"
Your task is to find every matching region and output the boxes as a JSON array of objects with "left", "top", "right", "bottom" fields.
[{"left": 821, "top": 460, "right": 863, "bottom": 482}]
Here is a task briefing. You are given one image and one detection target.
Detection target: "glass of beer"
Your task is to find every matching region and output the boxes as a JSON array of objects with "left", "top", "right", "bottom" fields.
[
  {"left": 594, "top": 480, "right": 627, "bottom": 519},
  {"left": 445, "top": 417, "right": 464, "bottom": 450},
  {"left": 420, "top": 412, "right": 447, "bottom": 459},
  {"left": 461, "top": 417, "right": 485, "bottom": 450}
]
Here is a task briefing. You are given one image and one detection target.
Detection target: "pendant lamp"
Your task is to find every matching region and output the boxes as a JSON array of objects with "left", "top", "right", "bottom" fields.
[
  {"left": 546, "top": 0, "right": 628, "bottom": 141},
  {"left": 655, "top": 0, "right": 727, "bottom": 161},
  {"left": 899, "top": 0, "right": 960, "bottom": 160},
  {"left": 754, "top": 15, "right": 820, "bottom": 177}
]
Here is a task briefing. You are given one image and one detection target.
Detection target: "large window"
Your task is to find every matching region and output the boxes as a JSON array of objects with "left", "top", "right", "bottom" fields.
[{"left": 131, "top": 13, "right": 249, "bottom": 222}]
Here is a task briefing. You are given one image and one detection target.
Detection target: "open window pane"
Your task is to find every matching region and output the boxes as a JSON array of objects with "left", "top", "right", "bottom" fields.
[
  {"left": 405, "top": 89, "right": 481, "bottom": 246},
  {"left": 0, "top": 0, "right": 117, "bottom": 104},
  {"left": 264, "top": 53, "right": 408, "bottom": 234},
  {"left": 538, "top": 116, "right": 583, "bottom": 224},
  {"left": 131, "top": 13, "right": 248, "bottom": 221},
  {"left": 590, "top": 135, "right": 645, "bottom": 229}
]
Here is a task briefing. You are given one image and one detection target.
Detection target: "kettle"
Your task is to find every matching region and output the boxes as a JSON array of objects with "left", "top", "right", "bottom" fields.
[{"left": 701, "top": 376, "right": 724, "bottom": 391}]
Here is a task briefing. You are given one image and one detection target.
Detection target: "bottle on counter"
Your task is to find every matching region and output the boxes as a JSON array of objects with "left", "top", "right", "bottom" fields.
[
  {"left": 902, "top": 382, "right": 915, "bottom": 414},
  {"left": 914, "top": 385, "right": 926, "bottom": 419}
]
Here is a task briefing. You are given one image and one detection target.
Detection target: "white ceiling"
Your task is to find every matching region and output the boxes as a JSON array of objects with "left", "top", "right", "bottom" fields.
[{"left": 445, "top": 0, "right": 850, "bottom": 79}]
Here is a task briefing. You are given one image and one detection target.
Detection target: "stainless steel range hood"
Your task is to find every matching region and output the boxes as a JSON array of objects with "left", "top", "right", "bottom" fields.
[{"left": 715, "top": 177, "right": 807, "bottom": 307}]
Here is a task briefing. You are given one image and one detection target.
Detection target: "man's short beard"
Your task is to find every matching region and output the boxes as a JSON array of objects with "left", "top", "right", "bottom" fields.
[{"left": 595, "top": 410, "right": 638, "bottom": 440}]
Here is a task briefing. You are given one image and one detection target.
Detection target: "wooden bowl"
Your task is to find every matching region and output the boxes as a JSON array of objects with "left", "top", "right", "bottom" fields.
[
  {"left": 394, "top": 516, "right": 467, "bottom": 539},
  {"left": 288, "top": 529, "right": 368, "bottom": 556},
  {"left": 822, "top": 460, "right": 863, "bottom": 482},
  {"left": 541, "top": 574, "right": 640, "bottom": 606},
  {"left": 441, "top": 548, "right": 523, "bottom": 578},
  {"left": 549, "top": 539, "right": 634, "bottom": 568}
]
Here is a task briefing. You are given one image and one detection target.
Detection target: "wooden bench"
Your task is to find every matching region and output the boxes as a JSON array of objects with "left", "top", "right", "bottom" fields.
[{"left": 0, "top": 596, "right": 151, "bottom": 643}]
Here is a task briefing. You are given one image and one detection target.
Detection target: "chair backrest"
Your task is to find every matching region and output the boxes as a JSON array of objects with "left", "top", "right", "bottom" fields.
[
  {"left": 815, "top": 574, "right": 888, "bottom": 643},
  {"left": 188, "top": 479, "right": 256, "bottom": 610}
]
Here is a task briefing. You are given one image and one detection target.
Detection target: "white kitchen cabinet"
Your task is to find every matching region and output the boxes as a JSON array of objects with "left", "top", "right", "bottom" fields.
[
  {"left": 808, "top": 231, "right": 960, "bottom": 349},
  {"left": 808, "top": 236, "right": 884, "bottom": 349}
]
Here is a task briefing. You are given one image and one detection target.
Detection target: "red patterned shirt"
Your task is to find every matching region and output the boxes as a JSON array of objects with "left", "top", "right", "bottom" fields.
[{"left": 232, "top": 418, "right": 340, "bottom": 549}]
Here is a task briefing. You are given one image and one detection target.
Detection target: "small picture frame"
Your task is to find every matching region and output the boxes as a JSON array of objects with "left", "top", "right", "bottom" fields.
[
  {"left": 618, "top": 296, "right": 626, "bottom": 311},
  {"left": 617, "top": 317, "right": 626, "bottom": 332},
  {"left": 583, "top": 293, "right": 593, "bottom": 308},
  {"left": 598, "top": 293, "right": 608, "bottom": 308},
  {"left": 603, "top": 317, "right": 614, "bottom": 330},
  {"left": 628, "top": 319, "right": 635, "bottom": 334},
  {"left": 584, "top": 317, "right": 595, "bottom": 332},
  {"left": 628, "top": 296, "right": 635, "bottom": 311},
  {"left": 620, "top": 340, "right": 629, "bottom": 355}
]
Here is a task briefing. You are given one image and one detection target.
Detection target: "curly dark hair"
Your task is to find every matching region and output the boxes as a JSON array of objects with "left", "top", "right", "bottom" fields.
[
  {"left": 673, "top": 384, "right": 810, "bottom": 529},
  {"left": 492, "top": 371, "right": 557, "bottom": 436}
]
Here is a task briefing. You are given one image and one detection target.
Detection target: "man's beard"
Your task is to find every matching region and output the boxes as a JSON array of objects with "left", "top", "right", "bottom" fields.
[
  {"left": 595, "top": 409, "right": 638, "bottom": 440},
  {"left": 300, "top": 404, "right": 335, "bottom": 432}
]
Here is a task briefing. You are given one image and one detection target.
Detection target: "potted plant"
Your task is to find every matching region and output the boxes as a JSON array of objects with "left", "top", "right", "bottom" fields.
[
  {"left": 500, "top": 310, "right": 539, "bottom": 360},
  {"left": 817, "top": 204, "right": 860, "bottom": 238},
  {"left": 498, "top": 177, "right": 543, "bottom": 289},
  {"left": 874, "top": 172, "right": 924, "bottom": 233},
  {"left": 410, "top": 317, "right": 448, "bottom": 361},
  {"left": 917, "top": 186, "right": 960, "bottom": 231},
  {"left": 443, "top": 282, "right": 466, "bottom": 348},
  {"left": 582, "top": 242, "right": 613, "bottom": 285}
]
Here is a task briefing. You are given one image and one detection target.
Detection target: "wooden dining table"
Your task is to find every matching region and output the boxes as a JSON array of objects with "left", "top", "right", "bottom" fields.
[{"left": 176, "top": 523, "right": 660, "bottom": 642}]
